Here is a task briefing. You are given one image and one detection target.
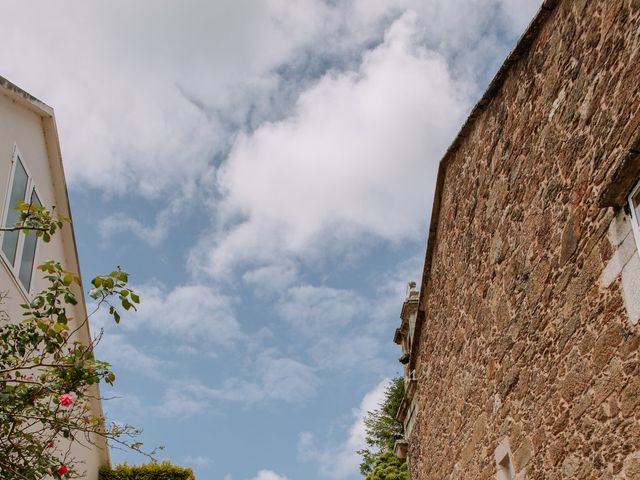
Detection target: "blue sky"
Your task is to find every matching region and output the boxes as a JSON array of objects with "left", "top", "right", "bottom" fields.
[{"left": 1, "top": 1, "right": 541, "bottom": 479}]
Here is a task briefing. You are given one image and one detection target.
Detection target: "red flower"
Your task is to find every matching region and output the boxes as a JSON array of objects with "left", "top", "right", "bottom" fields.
[
  {"left": 56, "top": 465, "right": 68, "bottom": 476},
  {"left": 58, "top": 393, "right": 74, "bottom": 407}
]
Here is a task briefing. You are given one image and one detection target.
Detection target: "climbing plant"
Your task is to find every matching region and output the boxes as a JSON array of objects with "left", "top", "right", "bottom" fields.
[{"left": 0, "top": 202, "right": 155, "bottom": 479}]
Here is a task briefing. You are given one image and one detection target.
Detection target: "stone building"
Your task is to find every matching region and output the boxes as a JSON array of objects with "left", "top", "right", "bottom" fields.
[
  {"left": 0, "top": 76, "right": 109, "bottom": 478},
  {"left": 394, "top": 1, "right": 640, "bottom": 478}
]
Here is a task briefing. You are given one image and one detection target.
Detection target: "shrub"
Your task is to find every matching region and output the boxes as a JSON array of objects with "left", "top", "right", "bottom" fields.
[{"left": 99, "top": 461, "right": 195, "bottom": 480}]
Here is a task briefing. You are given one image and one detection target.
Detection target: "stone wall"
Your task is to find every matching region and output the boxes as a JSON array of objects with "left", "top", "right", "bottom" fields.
[{"left": 408, "top": 1, "right": 640, "bottom": 479}]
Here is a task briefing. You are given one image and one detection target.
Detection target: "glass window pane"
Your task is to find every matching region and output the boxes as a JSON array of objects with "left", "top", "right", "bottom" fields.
[
  {"left": 18, "top": 190, "right": 41, "bottom": 291},
  {"left": 2, "top": 157, "right": 28, "bottom": 265}
]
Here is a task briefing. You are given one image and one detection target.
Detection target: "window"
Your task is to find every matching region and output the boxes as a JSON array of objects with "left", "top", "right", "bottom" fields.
[
  {"left": 628, "top": 179, "right": 640, "bottom": 252},
  {"left": 1, "top": 155, "right": 28, "bottom": 265},
  {"left": 18, "top": 189, "right": 41, "bottom": 291},
  {"left": 1, "top": 149, "right": 41, "bottom": 294}
]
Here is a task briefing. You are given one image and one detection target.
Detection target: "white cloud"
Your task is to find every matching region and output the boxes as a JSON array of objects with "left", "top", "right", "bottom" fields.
[
  {"left": 121, "top": 283, "right": 243, "bottom": 347},
  {"left": 298, "top": 378, "right": 391, "bottom": 479},
  {"left": 276, "top": 255, "right": 423, "bottom": 372},
  {"left": 191, "top": 12, "right": 469, "bottom": 276},
  {"left": 183, "top": 455, "right": 211, "bottom": 468},
  {"left": 501, "top": 0, "right": 543, "bottom": 32},
  {"left": 353, "top": 0, "right": 541, "bottom": 55},
  {"left": 0, "top": 1, "right": 540, "bottom": 264},
  {"left": 242, "top": 261, "right": 300, "bottom": 295},
  {"left": 307, "top": 335, "right": 383, "bottom": 373},
  {"left": 0, "top": 0, "right": 540, "bottom": 267},
  {"left": 96, "top": 333, "right": 170, "bottom": 380},
  {"left": 215, "top": 350, "right": 318, "bottom": 404},
  {"left": 277, "top": 285, "right": 364, "bottom": 336},
  {"left": 0, "top": 0, "right": 340, "bottom": 198},
  {"left": 150, "top": 349, "right": 317, "bottom": 417},
  {"left": 256, "top": 354, "right": 317, "bottom": 402},
  {"left": 152, "top": 385, "right": 213, "bottom": 418},
  {"left": 250, "top": 470, "right": 288, "bottom": 480},
  {"left": 275, "top": 283, "right": 388, "bottom": 372},
  {"left": 100, "top": 390, "right": 145, "bottom": 424},
  {"left": 369, "top": 254, "right": 424, "bottom": 325},
  {"left": 98, "top": 194, "right": 189, "bottom": 247}
]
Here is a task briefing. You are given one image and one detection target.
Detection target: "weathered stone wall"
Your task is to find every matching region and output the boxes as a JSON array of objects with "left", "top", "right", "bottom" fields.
[{"left": 408, "top": 1, "right": 640, "bottom": 479}]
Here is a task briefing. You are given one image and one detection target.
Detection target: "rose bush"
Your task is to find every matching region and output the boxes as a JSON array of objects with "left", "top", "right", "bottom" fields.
[{"left": 0, "top": 202, "right": 157, "bottom": 479}]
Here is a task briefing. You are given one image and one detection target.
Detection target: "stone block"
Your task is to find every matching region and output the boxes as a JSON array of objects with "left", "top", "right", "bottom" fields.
[
  {"left": 547, "top": 439, "right": 565, "bottom": 467},
  {"left": 620, "top": 377, "right": 640, "bottom": 417},
  {"left": 560, "top": 368, "right": 590, "bottom": 402},
  {"left": 571, "top": 391, "right": 593, "bottom": 419},
  {"left": 499, "top": 368, "right": 520, "bottom": 399},
  {"left": 562, "top": 454, "right": 580, "bottom": 477},
  {"left": 592, "top": 327, "right": 624, "bottom": 371},
  {"left": 513, "top": 437, "right": 534, "bottom": 472},
  {"left": 607, "top": 209, "right": 632, "bottom": 247},
  {"left": 621, "top": 251, "right": 640, "bottom": 324},
  {"left": 600, "top": 228, "right": 637, "bottom": 288},
  {"left": 560, "top": 215, "right": 581, "bottom": 266},
  {"left": 623, "top": 451, "right": 640, "bottom": 478}
]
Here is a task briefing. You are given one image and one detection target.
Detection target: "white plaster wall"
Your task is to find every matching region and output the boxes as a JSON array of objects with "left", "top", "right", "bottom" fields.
[{"left": 0, "top": 92, "right": 108, "bottom": 479}]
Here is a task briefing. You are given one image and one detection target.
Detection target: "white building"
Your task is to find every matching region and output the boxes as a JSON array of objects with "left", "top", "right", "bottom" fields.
[{"left": 0, "top": 76, "right": 109, "bottom": 479}]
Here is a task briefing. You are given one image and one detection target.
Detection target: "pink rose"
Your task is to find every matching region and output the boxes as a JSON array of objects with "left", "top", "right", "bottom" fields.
[{"left": 58, "top": 393, "right": 74, "bottom": 407}]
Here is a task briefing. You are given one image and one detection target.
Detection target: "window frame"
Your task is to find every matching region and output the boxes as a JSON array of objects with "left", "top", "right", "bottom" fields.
[
  {"left": 628, "top": 179, "right": 640, "bottom": 252},
  {"left": 0, "top": 145, "right": 42, "bottom": 298}
]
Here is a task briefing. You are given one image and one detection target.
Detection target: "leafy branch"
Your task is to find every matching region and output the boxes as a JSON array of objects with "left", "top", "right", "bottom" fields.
[
  {"left": 0, "top": 203, "right": 154, "bottom": 479},
  {"left": 0, "top": 200, "right": 68, "bottom": 242}
]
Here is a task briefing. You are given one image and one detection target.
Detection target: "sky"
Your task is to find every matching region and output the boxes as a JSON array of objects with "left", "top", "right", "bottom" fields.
[{"left": 0, "top": 1, "right": 541, "bottom": 479}]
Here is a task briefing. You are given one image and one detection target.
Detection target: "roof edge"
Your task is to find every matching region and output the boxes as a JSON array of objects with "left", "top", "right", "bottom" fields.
[
  {"left": 0, "top": 75, "right": 54, "bottom": 117},
  {"left": 418, "top": 1, "right": 559, "bottom": 311},
  {"left": 40, "top": 113, "right": 112, "bottom": 469}
]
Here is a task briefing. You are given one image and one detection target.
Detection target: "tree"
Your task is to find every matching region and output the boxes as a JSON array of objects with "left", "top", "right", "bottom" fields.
[
  {"left": 358, "top": 377, "right": 407, "bottom": 479},
  {"left": 0, "top": 202, "right": 154, "bottom": 479},
  {"left": 365, "top": 451, "right": 408, "bottom": 480}
]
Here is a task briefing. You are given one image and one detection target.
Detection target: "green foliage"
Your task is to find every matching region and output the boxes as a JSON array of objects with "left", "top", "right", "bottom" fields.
[
  {"left": 365, "top": 451, "right": 408, "bottom": 480},
  {"left": 89, "top": 267, "right": 140, "bottom": 324},
  {"left": 0, "top": 203, "right": 151, "bottom": 480},
  {"left": 3, "top": 200, "right": 69, "bottom": 243},
  {"left": 358, "top": 377, "right": 405, "bottom": 476},
  {"left": 99, "top": 462, "right": 196, "bottom": 480}
]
